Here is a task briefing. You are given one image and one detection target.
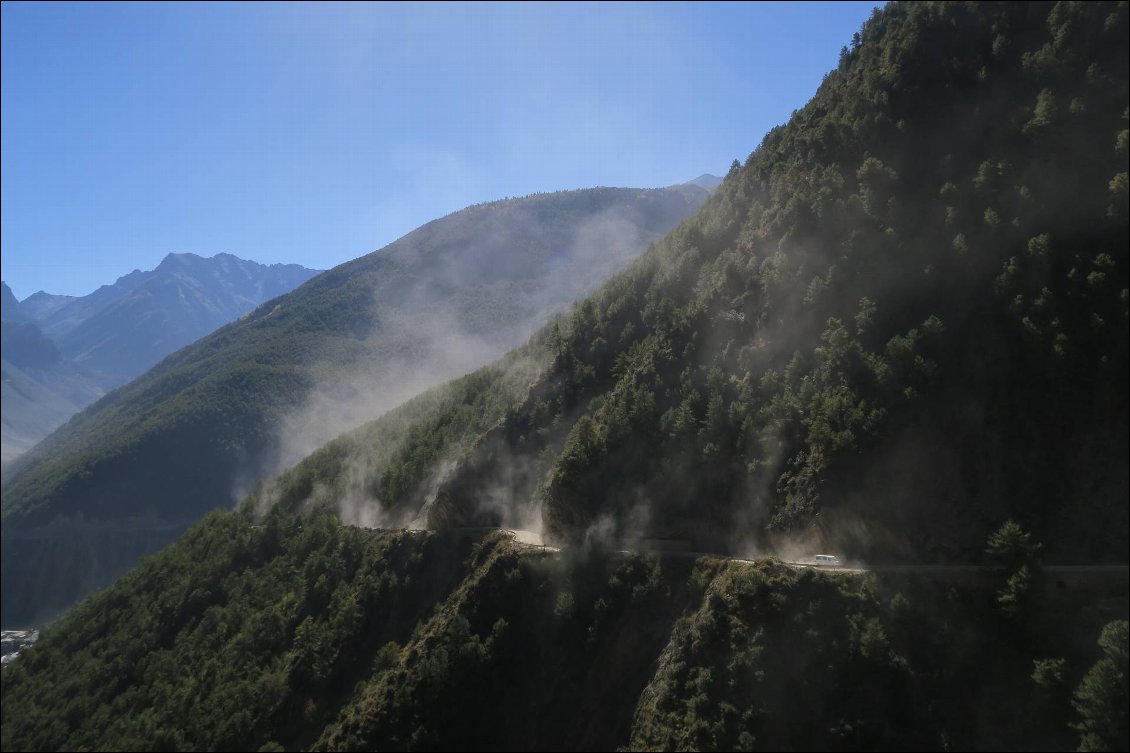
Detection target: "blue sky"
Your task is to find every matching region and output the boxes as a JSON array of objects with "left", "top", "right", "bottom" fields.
[{"left": 2, "top": 1, "right": 879, "bottom": 299}]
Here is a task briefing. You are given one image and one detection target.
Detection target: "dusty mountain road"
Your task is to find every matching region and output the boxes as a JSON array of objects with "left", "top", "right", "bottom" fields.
[
  {"left": 320, "top": 524, "right": 1128, "bottom": 577},
  {"left": 489, "top": 528, "right": 1128, "bottom": 576}
]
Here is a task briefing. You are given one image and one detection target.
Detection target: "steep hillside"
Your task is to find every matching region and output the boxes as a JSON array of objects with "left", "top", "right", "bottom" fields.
[
  {"left": 0, "top": 323, "right": 104, "bottom": 469},
  {"left": 257, "top": 1, "right": 1128, "bottom": 567},
  {"left": 0, "top": 185, "right": 708, "bottom": 626},
  {"left": 1, "top": 282, "right": 27, "bottom": 322},
  {"left": 1, "top": 512, "right": 1125, "bottom": 751},
  {"left": 1, "top": 321, "right": 64, "bottom": 372}
]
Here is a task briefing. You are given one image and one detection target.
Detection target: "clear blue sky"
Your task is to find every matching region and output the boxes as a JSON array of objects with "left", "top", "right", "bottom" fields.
[{"left": 1, "top": 1, "right": 879, "bottom": 299}]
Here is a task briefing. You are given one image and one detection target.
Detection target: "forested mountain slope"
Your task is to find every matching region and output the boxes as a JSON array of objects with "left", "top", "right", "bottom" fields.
[
  {"left": 0, "top": 185, "right": 708, "bottom": 627},
  {"left": 1, "top": 513, "right": 1125, "bottom": 751},
  {"left": 258, "top": 0, "right": 1128, "bottom": 566}
]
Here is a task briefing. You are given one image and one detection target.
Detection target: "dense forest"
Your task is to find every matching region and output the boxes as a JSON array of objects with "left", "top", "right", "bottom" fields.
[
  {"left": 1, "top": 185, "right": 707, "bottom": 627},
  {"left": 2, "top": 1, "right": 1127, "bottom": 750},
  {"left": 2, "top": 513, "right": 1125, "bottom": 751}
]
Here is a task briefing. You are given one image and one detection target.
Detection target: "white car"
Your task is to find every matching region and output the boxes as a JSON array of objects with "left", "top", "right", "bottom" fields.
[{"left": 814, "top": 554, "right": 842, "bottom": 567}]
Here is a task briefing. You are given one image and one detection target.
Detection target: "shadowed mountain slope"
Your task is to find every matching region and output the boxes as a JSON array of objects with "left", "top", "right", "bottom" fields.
[{"left": 252, "top": 0, "right": 1127, "bottom": 567}]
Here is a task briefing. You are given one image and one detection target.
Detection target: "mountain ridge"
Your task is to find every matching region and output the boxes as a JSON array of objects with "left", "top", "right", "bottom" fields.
[
  {"left": 0, "top": 184, "right": 710, "bottom": 626},
  {"left": 0, "top": 282, "right": 27, "bottom": 323},
  {"left": 1, "top": 254, "right": 322, "bottom": 470},
  {"left": 31, "top": 252, "right": 322, "bottom": 385}
]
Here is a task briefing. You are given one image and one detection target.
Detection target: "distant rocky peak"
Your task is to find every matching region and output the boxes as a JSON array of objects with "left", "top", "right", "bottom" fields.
[
  {"left": 2, "top": 281, "right": 27, "bottom": 322},
  {"left": 154, "top": 252, "right": 210, "bottom": 274},
  {"left": 684, "top": 174, "right": 723, "bottom": 192}
]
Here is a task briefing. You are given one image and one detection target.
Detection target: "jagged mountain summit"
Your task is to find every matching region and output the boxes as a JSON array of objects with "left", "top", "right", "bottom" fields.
[
  {"left": 684, "top": 173, "right": 724, "bottom": 192},
  {"left": 17, "top": 290, "right": 76, "bottom": 321},
  {"left": 1, "top": 254, "right": 321, "bottom": 468},
  {"left": 25, "top": 252, "right": 323, "bottom": 386},
  {"left": 0, "top": 282, "right": 26, "bottom": 323}
]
